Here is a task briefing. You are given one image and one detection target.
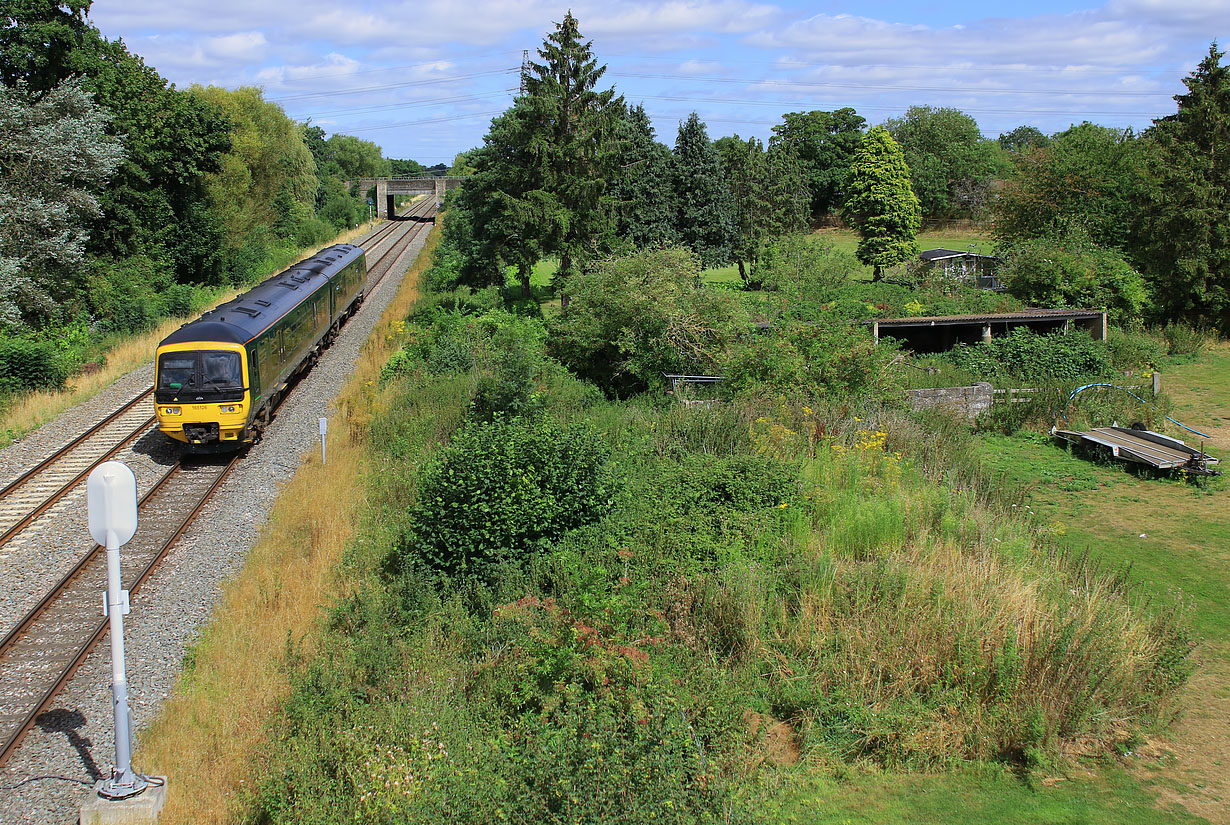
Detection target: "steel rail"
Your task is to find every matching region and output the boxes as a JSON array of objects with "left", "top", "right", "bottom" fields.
[
  {"left": 0, "top": 410, "right": 157, "bottom": 549},
  {"left": 0, "top": 454, "right": 239, "bottom": 768},
  {"left": 0, "top": 197, "right": 436, "bottom": 768}
]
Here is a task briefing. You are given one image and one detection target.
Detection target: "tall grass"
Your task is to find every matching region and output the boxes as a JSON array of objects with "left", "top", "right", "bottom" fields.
[
  {"left": 229, "top": 287, "right": 1192, "bottom": 824},
  {"left": 132, "top": 224, "right": 436, "bottom": 825}
]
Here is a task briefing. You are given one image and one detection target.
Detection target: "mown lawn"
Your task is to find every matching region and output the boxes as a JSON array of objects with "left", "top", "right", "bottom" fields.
[
  {"left": 702, "top": 227, "right": 994, "bottom": 286},
  {"left": 970, "top": 344, "right": 1230, "bottom": 823}
]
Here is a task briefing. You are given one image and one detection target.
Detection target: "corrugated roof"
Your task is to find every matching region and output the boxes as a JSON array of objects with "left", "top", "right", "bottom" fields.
[{"left": 872, "top": 308, "right": 1104, "bottom": 327}]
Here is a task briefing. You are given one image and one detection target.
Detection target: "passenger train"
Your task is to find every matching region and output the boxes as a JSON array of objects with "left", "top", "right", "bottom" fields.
[{"left": 154, "top": 244, "right": 367, "bottom": 450}]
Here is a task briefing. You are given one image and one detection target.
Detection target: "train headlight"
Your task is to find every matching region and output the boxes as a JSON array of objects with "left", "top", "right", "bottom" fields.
[
  {"left": 220, "top": 405, "right": 238, "bottom": 413},
  {"left": 163, "top": 407, "right": 180, "bottom": 415}
]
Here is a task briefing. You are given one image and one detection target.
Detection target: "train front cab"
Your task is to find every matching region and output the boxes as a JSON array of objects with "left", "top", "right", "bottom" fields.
[{"left": 155, "top": 340, "right": 252, "bottom": 448}]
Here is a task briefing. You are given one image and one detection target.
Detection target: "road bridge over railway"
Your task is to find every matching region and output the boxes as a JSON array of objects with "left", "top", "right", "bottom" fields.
[{"left": 352, "top": 177, "right": 464, "bottom": 217}]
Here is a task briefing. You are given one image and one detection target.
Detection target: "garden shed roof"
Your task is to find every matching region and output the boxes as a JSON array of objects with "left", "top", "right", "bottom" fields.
[{"left": 919, "top": 248, "right": 997, "bottom": 262}]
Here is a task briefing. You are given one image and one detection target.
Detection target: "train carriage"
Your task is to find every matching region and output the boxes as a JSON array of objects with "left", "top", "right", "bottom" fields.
[{"left": 154, "top": 244, "right": 367, "bottom": 450}]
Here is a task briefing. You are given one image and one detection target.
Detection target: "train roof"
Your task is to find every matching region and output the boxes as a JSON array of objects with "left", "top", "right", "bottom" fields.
[{"left": 159, "top": 244, "right": 365, "bottom": 347}]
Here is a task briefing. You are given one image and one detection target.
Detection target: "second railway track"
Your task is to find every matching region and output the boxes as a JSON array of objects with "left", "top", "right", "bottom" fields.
[
  {"left": 0, "top": 389, "right": 156, "bottom": 549},
  {"left": 0, "top": 454, "right": 237, "bottom": 766},
  {"left": 0, "top": 198, "right": 437, "bottom": 771}
]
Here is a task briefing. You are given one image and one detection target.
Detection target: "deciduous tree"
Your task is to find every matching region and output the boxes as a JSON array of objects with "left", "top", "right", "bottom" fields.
[
  {"left": 190, "top": 86, "right": 318, "bottom": 257},
  {"left": 770, "top": 108, "right": 865, "bottom": 220},
  {"left": 884, "top": 105, "right": 1006, "bottom": 217},
  {"left": 0, "top": 0, "right": 90, "bottom": 91},
  {"left": 841, "top": 126, "right": 920, "bottom": 281},
  {"left": 991, "top": 123, "right": 1148, "bottom": 251}
]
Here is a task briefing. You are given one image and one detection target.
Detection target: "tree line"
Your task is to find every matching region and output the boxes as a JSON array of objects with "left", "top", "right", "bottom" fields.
[
  {"left": 0, "top": 0, "right": 427, "bottom": 392},
  {"left": 438, "top": 16, "right": 1228, "bottom": 332}
]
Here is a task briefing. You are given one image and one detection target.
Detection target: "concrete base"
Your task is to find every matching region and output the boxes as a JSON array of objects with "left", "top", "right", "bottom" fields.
[{"left": 79, "top": 778, "right": 167, "bottom": 825}]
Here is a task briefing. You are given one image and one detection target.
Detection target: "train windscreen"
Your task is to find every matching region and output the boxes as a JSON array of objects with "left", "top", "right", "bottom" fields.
[{"left": 156, "top": 350, "right": 244, "bottom": 401}]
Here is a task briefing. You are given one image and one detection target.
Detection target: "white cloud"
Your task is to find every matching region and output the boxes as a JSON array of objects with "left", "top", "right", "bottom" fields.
[
  {"left": 83, "top": 0, "right": 1228, "bottom": 162},
  {"left": 677, "top": 59, "right": 722, "bottom": 75},
  {"left": 206, "top": 31, "right": 267, "bottom": 60}
]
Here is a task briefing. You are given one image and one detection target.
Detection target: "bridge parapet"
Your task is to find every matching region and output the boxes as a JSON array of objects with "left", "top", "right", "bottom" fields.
[{"left": 355, "top": 177, "right": 464, "bottom": 217}]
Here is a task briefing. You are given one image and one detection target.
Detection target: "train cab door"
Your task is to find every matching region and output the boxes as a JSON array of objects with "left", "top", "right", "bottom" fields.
[{"left": 247, "top": 346, "right": 260, "bottom": 404}]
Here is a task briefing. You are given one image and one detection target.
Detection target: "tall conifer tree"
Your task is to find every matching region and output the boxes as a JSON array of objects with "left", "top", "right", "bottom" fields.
[
  {"left": 459, "top": 13, "right": 622, "bottom": 300},
  {"left": 672, "top": 113, "right": 735, "bottom": 268},
  {"left": 1138, "top": 42, "right": 1230, "bottom": 328},
  {"left": 842, "top": 126, "right": 920, "bottom": 280},
  {"left": 523, "top": 12, "right": 623, "bottom": 299},
  {"left": 610, "top": 104, "right": 677, "bottom": 248}
]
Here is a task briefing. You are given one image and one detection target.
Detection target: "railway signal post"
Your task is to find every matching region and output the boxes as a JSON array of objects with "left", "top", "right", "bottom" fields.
[
  {"left": 319, "top": 417, "right": 328, "bottom": 465},
  {"left": 86, "top": 462, "right": 147, "bottom": 801}
]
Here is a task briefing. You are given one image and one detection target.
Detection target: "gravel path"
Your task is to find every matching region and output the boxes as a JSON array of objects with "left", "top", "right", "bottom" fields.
[{"left": 0, "top": 222, "right": 429, "bottom": 825}]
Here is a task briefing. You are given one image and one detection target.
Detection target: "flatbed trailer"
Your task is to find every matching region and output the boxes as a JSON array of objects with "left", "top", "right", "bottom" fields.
[{"left": 1052, "top": 425, "right": 1220, "bottom": 475}]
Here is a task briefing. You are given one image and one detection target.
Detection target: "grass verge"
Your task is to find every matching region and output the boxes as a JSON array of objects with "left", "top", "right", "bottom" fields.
[{"left": 131, "top": 223, "right": 437, "bottom": 825}]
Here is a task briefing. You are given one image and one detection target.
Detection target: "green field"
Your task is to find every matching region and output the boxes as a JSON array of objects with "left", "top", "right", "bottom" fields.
[
  {"left": 525, "top": 228, "right": 994, "bottom": 291},
  {"left": 703, "top": 227, "right": 994, "bottom": 286}
]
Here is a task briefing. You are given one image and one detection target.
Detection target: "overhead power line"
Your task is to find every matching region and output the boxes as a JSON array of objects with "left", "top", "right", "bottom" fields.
[
  {"left": 340, "top": 110, "right": 506, "bottom": 133},
  {"left": 267, "top": 68, "right": 518, "bottom": 103},
  {"left": 262, "top": 49, "right": 524, "bottom": 86},
  {"left": 303, "top": 89, "right": 517, "bottom": 119},
  {"left": 611, "top": 71, "right": 1175, "bottom": 98},
  {"left": 602, "top": 51, "right": 1190, "bottom": 76},
  {"left": 633, "top": 93, "right": 1170, "bottom": 118}
]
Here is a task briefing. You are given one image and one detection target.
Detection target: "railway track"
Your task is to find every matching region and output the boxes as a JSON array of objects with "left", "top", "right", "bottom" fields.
[
  {"left": 0, "top": 454, "right": 237, "bottom": 767},
  {"left": 0, "top": 201, "right": 431, "bottom": 558},
  {"left": 364, "top": 197, "right": 435, "bottom": 285},
  {"left": 0, "top": 389, "right": 156, "bottom": 550},
  {"left": 0, "top": 198, "right": 437, "bottom": 769}
]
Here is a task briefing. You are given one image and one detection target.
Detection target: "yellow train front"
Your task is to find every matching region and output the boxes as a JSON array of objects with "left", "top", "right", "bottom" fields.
[{"left": 155, "top": 244, "right": 367, "bottom": 451}]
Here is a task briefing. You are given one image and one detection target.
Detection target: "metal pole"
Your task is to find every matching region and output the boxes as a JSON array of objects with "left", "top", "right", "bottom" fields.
[
  {"left": 100, "top": 529, "right": 146, "bottom": 799},
  {"left": 319, "top": 417, "right": 327, "bottom": 465}
]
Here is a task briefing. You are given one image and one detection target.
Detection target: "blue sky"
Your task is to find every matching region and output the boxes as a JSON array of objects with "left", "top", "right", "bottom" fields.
[{"left": 87, "top": 0, "right": 1228, "bottom": 165}]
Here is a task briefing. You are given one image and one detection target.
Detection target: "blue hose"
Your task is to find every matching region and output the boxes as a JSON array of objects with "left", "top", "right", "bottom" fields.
[{"left": 1061, "top": 382, "right": 1211, "bottom": 439}]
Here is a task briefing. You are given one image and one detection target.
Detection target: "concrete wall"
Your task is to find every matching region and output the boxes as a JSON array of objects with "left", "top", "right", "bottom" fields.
[{"left": 905, "top": 382, "right": 994, "bottom": 421}]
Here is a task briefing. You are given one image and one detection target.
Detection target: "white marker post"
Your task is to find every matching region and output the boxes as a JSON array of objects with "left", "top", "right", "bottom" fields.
[
  {"left": 319, "top": 417, "right": 328, "bottom": 465},
  {"left": 86, "top": 462, "right": 147, "bottom": 801}
]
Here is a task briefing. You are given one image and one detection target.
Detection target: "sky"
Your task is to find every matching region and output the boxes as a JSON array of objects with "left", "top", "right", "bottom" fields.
[{"left": 87, "top": 0, "right": 1229, "bottom": 165}]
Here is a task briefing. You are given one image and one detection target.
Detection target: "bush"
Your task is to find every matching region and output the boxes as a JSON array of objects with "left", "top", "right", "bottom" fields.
[
  {"left": 946, "top": 328, "right": 1113, "bottom": 383},
  {"left": 0, "top": 333, "right": 71, "bottom": 392},
  {"left": 223, "top": 230, "right": 276, "bottom": 285},
  {"left": 471, "top": 319, "right": 546, "bottom": 421},
  {"left": 86, "top": 254, "right": 170, "bottom": 334},
  {"left": 998, "top": 235, "right": 1147, "bottom": 324},
  {"left": 727, "top": 319, "right": 903, "bottom": 403},
  {"left": 550, "top": 248, "right": 744, "bottom": 396},
  {"left": 1159, "top": 322, "right": 1208, "bottom": 360},
  {"left": 293, "top": 215, "right": 335, "bottom": 248},
  {"left": 1106, "top": 326, "right": 1167, "bottom": 372},
  {"left": 756, "top": 234, "right": 856, "bottom": 298},
  {"left": 395, "top": 415, "right": 615, "bottom": 582}
]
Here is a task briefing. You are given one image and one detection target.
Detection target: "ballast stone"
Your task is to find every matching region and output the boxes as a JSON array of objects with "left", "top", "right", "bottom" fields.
[{"left": 79, "top": 778, "right": 167, "bottom": 825}]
